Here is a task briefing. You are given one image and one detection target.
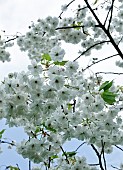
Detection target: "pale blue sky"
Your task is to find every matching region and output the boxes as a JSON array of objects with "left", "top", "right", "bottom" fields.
[{"left": 0, "top": 0, "right": 123, "bottom": 170}]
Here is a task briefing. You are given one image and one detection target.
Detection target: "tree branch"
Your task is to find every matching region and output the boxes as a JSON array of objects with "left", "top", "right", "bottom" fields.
[
  {"left": 82, "top": 53, "right": 118, "bottom": 72},
  {"left": 58, "top": 0, "right": 76, "bottom": 19},
  {"left": 0, "top": 140, "right": 16, "bottom": 146},
  {"left": 115, "top": 145, "right": 123, "bottom": 152},
  {"left": 5, "top": 36, "right": 18, "bottom": 43},
  {"left": 75, "top": 142, "right": 86, "bottom": 152},
  {"left": 89, "top": 163, "right": 100, "bottom": 166},
  {"left": 91, "top": 144, "right": 105, "bottom": 170},
  {"left": 56, "top": 25, "right": 84, "bottom": 30},
  {"left": 48, "top": 145, "right": 51, "bottom": 168},
  {"left": 60, "top": 145, "right": 69, "bottom": 164},
  {"left": 101, "top": 140, "right": 107, "bottom": 170},
  {"left": 111, "top": 165, "right": 122, "bottom": 170},
  {"left": 73, "top": 40, "right": 110, "bottom": 61},
  {"left": 107, "top": 0, "right": 115, "bottom": 30},
  {"left": 83, "top": 0, "right": 123, "bottom": 60},
  {"left": 104, "top": 4, "right": 112, "bottom": 27},
  {"left": 96, "top": 72, "right": 123, "bottom": 75}
]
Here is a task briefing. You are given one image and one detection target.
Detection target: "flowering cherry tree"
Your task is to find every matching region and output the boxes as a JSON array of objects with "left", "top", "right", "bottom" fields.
[{"left": 1, "top": 0, "right": 123, "bottom": 170}]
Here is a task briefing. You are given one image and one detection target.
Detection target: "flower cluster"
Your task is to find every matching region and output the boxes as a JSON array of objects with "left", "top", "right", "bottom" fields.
[
  {"left": 0, "top": 35, "right": 13, "bottom": 62},
  {"left": 0, "top": 55, "right": 123, "bottom": 169}
]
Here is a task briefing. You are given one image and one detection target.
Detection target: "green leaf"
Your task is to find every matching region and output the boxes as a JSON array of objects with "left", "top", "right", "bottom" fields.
[
  {"left": 46, "top": 126, "right": 56, "bottom": 133},
  {"left": 42, "top": 122, "right": 56, "bottom": 133},
  {"left": 62, "top": 151, "right": 77, "bottom": 157},
  {"left": 51, "top": 155, "right": 59, "bottom": 160},
  {"left": 71, "top": 22, "right": 82, "bottom": 30},
  {"left": 0, "top": 129, "right": 5, "bottom": 139},
  {"left": 99, "top": 80, "right": 113, "bottom": 91},
  {"left": 9, "top": 166, "right": 19, "bottom": 170},
  {"left": 101, "top": 91, "right": 117, "bottom": 105},
  {"left": 42, "top": 53, "right": 51, "bottom": 61},
  {"left": 35, "top": 127, "right": 41, "bottom": 134},
  {"left": 54, "top": 61, "right": 68, "bottom": 66},
  {"left": 67, "top": 103, "right": 72, "bottom": 110}
]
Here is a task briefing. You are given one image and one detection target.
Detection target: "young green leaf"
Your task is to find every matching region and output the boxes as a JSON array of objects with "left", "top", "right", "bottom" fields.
[
  {"left": 51, "top": 155, "right": 59, "bottom": 160},
  {"left": 46, "top": 126, "right": 56, "bottom": 133},
  {"left": 101, "top": 91, "right": 117, "bottom": 105},
  {"left": 62, "top": 151, "right": 77, "bottom": 157},
  {"left": 42, "top": 53, "right": 51, "bottom": 61},
  {"left": 35, "top": 127, "right": 41, "bottom": 134},
  {"left": 9, "top": 166, "right": 19, "bottom": 170},
  {"left": 54, "top": 61, "right": 68, "bottom": 66},
  {"left": 0, "top": 129, "right": 5, "bottom": 139},
  {"left": 67, "top": 103, "right": 72, "bottom": 110},
  {"left": 42, "top": 122, "right": 56, "bottom": 133},
  {"left": 71, "top": 22, "right": 82, "bottom": 30},
  {"left": 99, "top": 80, "right": 113, "bottom": 91}
]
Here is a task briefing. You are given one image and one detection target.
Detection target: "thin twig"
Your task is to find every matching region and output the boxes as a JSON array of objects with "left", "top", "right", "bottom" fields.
[
  {"left": 29, "top": 137, "right": 31, "bottom": 170},
  {"left": 5, "top": 36, "right": 19, "bottom": 43},
  {"left": 101, "top": 140, "right": 107, "bottom": 170},
  {"left": 96, "top": 72, "right": 123, "bottom": 75},
  {"left": 29, "top": 161, "right": 31, "bottom": 170},
  {"left": 89, "top": 163, "right": 100, "bottom": 166},
  {"left": 111, "top": 165, "right": 122, "bottom": 170},
  {"left": 107, "top": 0, "right": 115, "bottom": 30},
  {"left": 73, "top": 40, "right": 110, "bottom": 62},
  {"left": 104, "top": 4, "right": 112, "bottom": 26},
  {"left": 75, "top": 142, "right": 86, "bottom": 152},
  {"left": 117, "top": 36, "right": 123, "bottom": 46},
  {"left": 48, "top": 145, "right": 51, "bottom": 168},
  {"left": 73, "top": 99, "right": 76, "bottom": 112},
  {"left": 56, "top": 24, "right": 96, "bottom": 36},
  {"left": 60, "top": 145, "right": 69, "bottom": 164},
  {"left": 0, "top": 140, "right": 16, "bottom": 146},
  {"left": 58, "top": 0, "right": 76, "bottom": 19},
  {"left": 115, "top": 145, "right": 123, "bottom": 152},
  {"left": 55, "top": 25, "right": 84, "bottom": 30},
  {"left": 82, "top": 53, "right": 118, "bottom": 72}
]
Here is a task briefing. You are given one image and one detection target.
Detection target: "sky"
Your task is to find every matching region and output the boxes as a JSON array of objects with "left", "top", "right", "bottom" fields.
[{"left": 0, "top": 0, "right": 123, "bottom": 170}]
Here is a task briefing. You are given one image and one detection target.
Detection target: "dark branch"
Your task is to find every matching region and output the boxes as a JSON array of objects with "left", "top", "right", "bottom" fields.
[
  {"left": 56, "top": 25, "right": 84, "bottom": 30},
  {"left": 84, "top": 0, "right": 123, "bottom": 60},
  {"left": 89, "top": 163, "right": 100, "bottom": 166},
  {"left": 107, "top": 0, "right": 115, "bottom": 30},
  {"left": 56, "top": 24, "right": 96, "bottom": 36},
  {"left": 82, "top": 53, "right": 119, "bottom": 72},
  {"left": 101, "top": 140, "right": 107, "bottom": 170},
  {"left": 111, "top": 165, "right": 122, "bottom": 170},
  {"left": 73, "top": 99, "right": 76, "bottom": 112},
  {"left": 5, "top": 36, "right": 18, "bottom": 43},
  {"left": 73, "top": 40, "right": 110, "bottom": 62},
  {"left": 48, "top": 145, "right": 51, "bottom": 168},
  {"left": 29, "top": 160, "right": 31, "bottom": 170},
  {"left": 104, "top": 4, "right": 112, "bottom": 26},
  {"left": 75, "top": 142, "right": 86, "bottom": 152},
  {"left": 115, "top": 145, "right": 123, "bottom": 152},
  {"left": 91, "top": 144, "right": 105, "bottom": 170},
  {"left": 60, "top": 145, "right": 69, "bottom": 164},
  {"left": 96, "top": 72, "right": 123, "bottom": 75},
  {"left": 58, "top": 0, "right": 76, "bottom": 19},
  {"left": 0, "top": 140, "right": 16, "bottom": 146}
]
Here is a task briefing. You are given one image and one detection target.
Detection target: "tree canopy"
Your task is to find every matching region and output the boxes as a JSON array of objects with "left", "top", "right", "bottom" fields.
[{"left": 0, "top": 0, "right": 123, "bottom": 170}]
